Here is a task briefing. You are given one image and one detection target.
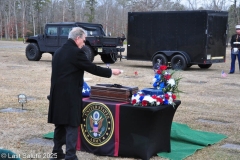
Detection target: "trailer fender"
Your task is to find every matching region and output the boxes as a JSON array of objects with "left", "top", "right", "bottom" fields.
[
  {"left": 171, "top": 51, "right": 191, "bottom": 65},
  {"left": 151, "top": 51, "right": 191, "bottom": 65}
]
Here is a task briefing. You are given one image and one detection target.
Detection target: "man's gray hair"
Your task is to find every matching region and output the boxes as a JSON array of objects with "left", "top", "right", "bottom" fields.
[{"left": 68, "top": 27, "right": 87, "bottom": 40}]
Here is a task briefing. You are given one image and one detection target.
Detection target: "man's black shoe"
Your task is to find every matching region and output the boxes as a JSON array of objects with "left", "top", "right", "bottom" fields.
[{"left": 229, "top": 72, "right": 234, "bottom": 74}]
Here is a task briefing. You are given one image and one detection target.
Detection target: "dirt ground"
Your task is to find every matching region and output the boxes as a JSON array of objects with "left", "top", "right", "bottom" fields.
[{"left": 0, "top": 40, "right": 240, "bottom": 160}]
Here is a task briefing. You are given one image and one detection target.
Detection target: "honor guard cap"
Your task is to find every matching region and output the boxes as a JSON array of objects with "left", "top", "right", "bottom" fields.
[{"left": 236, "top": 25, "right": 240, "bottom": 30}]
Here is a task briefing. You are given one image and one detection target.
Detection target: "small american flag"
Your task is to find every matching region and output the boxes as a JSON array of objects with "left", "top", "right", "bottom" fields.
[{"left": 221, "top": 70, "right": 227, "bottom": 78}]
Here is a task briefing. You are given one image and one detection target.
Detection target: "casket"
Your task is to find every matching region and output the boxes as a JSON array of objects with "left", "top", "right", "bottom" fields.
[{"left": 90, "top": 84, "right": 139, "bottom": 102}]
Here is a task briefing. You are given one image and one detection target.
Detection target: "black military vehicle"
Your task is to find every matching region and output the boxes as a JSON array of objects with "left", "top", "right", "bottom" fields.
[
  {"left": 127, "top": 10, "right": 228, "bottom": 70},
  {"left": 25, "top": 22, "right": 125, "bottom": 63}
]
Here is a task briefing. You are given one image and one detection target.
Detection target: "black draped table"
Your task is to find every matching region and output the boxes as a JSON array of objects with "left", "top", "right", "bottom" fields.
[{"left": 77, "top": 98, "right": 181, "bottom": 160}]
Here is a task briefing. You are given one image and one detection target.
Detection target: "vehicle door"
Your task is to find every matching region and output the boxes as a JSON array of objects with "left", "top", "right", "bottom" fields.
[
  {"left": 45, "top": 26, "right": 59, "bottom": 52},
  {"left": 206, "top": 13, "right": 228, "bottom": 62},
  {"left": 59, "top": 26, "right": 72, "bottom": 46}
]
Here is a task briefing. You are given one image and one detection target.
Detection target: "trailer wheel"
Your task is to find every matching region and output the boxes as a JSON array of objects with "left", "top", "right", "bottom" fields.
[
  {"left": 82, "top": 45, "right": 95, "bottom": 62},
  {"left": 198, "top": 64, "right": 212, "bottom": 69},
  {"left": 26, "top": 43, "right": 42, "bottom": 61},
  {"left": 152, "top": 54, "right": 168, "bottom": 68},
  {"left": 171, "top": 55, "right": 187, "bottom": 70},
  {"left": 101, "top": 53, "right": 117, "bottom": 64}
]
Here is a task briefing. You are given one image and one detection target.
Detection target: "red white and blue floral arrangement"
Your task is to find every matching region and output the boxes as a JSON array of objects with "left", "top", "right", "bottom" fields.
[{"left": 131, "top": 65, "right": 182, "bottom": 108}]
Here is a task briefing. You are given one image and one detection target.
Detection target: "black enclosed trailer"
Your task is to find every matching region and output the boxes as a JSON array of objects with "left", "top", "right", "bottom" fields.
[{"left": 127, "top": 10, "right": 228, "bottom": 70}]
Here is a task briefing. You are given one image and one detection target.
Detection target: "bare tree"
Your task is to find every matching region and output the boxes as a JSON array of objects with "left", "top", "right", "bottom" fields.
[
  {"left": 18, "top": 0, "right": 27, "bottom": 38},
  {"left": 4, "top": 0, "right": 11, "bottom": 40},
  {"left": 185, "top": 0, "right": 201, "bottom": 10},
  {"left": 98, "top": 0, "right": 112, "bottom": 34},
  {"left": 29, "top": 1, "right": 36, "bottom": 35},
  {"left": 130, "top": 0, "right": 163, "bottom": 11},
  {"left": 0, "top": 1, "right": 3, "bottom": 40},
  {"left": 13, "top": 0, "right": 19, "bottom": 40},
  {"left": 201, "top": 0, "right": 228, "bottom": 10},
  {"left": 234, "top": 0, "right": 239, "bottom": 24},
  {"left": 85, "top": 0, "right": 97, "bottom": 22},
  {"left": 116, "top": 0, "right": 131, "bottom": 36},
  {"left": 75, "top": 0, "right": 86, "bottom": 22}
]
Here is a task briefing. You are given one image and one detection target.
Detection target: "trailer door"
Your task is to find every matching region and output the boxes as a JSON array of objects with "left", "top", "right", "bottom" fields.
[{"left": 206, "top": 13, "right": 228, "bottom": 63}]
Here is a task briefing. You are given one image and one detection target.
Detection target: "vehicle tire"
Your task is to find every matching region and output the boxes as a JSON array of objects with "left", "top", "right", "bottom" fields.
[
  {"left": 152, "top": 54, "right": 168, "bottom": 68},
  {"left": 198, "top": 64, "right": 212, "bottom": 69},
  {"left": 82, "top": 45, "right": 94, "bottom": 62},
  {"left": 171, "top": 55, "right": 187, "bottom": 70},
  {"left": 101, "top": 53, "right": 117, "bottom": 64},
  {"left": 25, "top": 43, "right": 42, "bottom": 61}
]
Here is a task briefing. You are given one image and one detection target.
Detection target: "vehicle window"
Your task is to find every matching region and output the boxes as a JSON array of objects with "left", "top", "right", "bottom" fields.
[
  {"left": 86, "top": 30, "right": 99, "bottom": 36},
  {"left": 85, "top": 27, "right": 106, "bottom": 36},
  {"left": 60, "top": 27, "right": 72, "bottom": 36},
  {"left": 47, "top": 27, "right": 58, "bottom": 36},
  {"left": 99, "top": 28, "right": 106, "bottom": 36}
]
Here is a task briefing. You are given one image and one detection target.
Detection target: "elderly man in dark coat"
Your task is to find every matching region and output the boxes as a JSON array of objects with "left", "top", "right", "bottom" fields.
[{"left": 48, "top": 27, "right": 121, "bottom": 160}]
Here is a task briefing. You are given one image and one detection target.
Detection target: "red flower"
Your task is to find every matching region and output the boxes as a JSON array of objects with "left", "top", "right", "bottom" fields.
[
  {"left": 164, "top": 74, "right": 171, "bottom": 80},
  {"left": 165, "top": 93, "right": 170, "bottom": 100},
  {"left": 156, "top": 97, "right": 163, "bottom": 104},
  {"left": 160, "top": 65, "right": 167, "bottom": 71},
  {"left": 157, "top": 69, "right": 162, "bottom": 74},
  {"left": 172, "top": 94, "right": 176, "bottom": 100},
  {"left": 152, "top": 95, "right": 157, "bottom": 99},
  {"left": 142, "top": 100, "right": 148, "bottom": 106},
  {"left": 132, "top": 99, "right": 137, "bottom": 104}
]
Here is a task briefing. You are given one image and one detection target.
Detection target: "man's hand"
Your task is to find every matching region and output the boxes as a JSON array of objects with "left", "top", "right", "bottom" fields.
[{"left": 111, "top": 69, "right": 123, "bottom": 75}]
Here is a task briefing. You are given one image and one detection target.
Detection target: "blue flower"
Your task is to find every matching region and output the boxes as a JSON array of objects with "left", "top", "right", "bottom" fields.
[
  {"left": 164, "top": 99, "right": 169, "bottom": 105},
  {"left": 153, "top": 82, "right": 158, "bottom": 88},
  {"left": 154, "top": 74, "right": 160, "bottom": 80},
  {"left": 160, "top": 82, "right": 165, "bottom": 88},
  {"left": 139, "top": 95, "right": 144, "bottom": 102}
]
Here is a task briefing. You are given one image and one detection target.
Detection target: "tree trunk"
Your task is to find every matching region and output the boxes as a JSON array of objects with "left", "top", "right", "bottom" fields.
[
  {"left": 22, "top": 0, "right": 26, "bottom": 38},
  {"left": 31, "top": 1, "right": 36, "bottom": 35},
  {"left": 14, "top": 1, "right": 18, "bottom": 40}
]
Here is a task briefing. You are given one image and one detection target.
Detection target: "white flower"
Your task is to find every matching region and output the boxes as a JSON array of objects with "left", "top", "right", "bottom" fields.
[
  {"left": 152, "top": 78, "right": 157, "bottom": 83},
  {"left": 164, "top": 71, "right": 169, "bottom": 75},
  {"left": 132, "top": 94, "right": 141, "bottom": 103},
  {"left": 168, "top": 97, "right": 173, "bottom": 104},
  {"left": 143, "top": 95, "right": 156, "bottom": 103},
  {"left": 167, "top": 78, "right": 175, "bottom": 87},
  {"left": 156, "top": 100, "right": 162, "bottom": 105}
]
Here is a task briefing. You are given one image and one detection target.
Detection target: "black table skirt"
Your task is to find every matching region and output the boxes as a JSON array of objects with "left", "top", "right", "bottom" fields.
[{"left": 77, "top": 98, "right": 181, "bottom": 160}]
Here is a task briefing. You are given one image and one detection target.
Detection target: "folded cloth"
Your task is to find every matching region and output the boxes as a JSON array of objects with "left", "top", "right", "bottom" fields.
[
  {"left": 47, "top": 81, "right": 91, "bottom": 100},
  {"left": 82, "top": 81, "right": 91, "bottom": 97}
]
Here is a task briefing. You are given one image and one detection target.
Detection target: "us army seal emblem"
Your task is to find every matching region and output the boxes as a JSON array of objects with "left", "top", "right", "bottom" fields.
[{"left": 81, "top": 102, "right": 114, "bottom": 146}]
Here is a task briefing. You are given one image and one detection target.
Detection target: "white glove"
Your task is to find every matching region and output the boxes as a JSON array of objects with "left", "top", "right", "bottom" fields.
[{"left": 233, "top": 48, "right": 238, "bottom": 52}]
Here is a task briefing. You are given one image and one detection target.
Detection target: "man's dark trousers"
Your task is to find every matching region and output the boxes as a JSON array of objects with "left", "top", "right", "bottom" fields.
[
  {"left": 52, "top": 124, "right": 78, "bottom": 160},
  {"left": 230, "top": 51, "right": 240, "bottom": 73}
]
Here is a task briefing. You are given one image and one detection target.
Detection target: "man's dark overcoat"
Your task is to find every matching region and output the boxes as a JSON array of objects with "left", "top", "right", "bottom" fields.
[{"left": 48, "top": 39, "right": 112, "bottom": 127}]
